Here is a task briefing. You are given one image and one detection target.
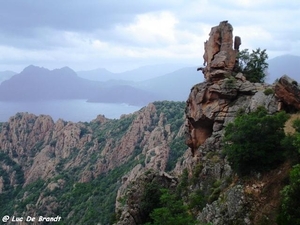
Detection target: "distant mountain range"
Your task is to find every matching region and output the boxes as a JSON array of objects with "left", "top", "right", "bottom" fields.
[
  {"left": 0, "top": 64, "right": 202, "bottom": 105},
  {"left": 0, "top": 54, "right": 298, "bottom": 105},
  {"left": 77, "top": 63, "right": 192, "bottom": 82}
]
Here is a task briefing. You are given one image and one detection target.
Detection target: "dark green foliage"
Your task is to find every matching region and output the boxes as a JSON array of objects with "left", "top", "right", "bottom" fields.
[
  {"left": 293, "top": 119, "right": 300, "bottom": 133},
  {"left": 79, "top": 126, "right": 89, "bottom": 138},
  {"left": 238, "top": 48, "right": 268, "bottom": 83},
  {"left": 223, "top": 107, "right": 289, "bottom": 176},
  {"left": 278, "top": 118, "right": 300, "bottom": 224},
  {"left": 141, "top": 182, "right": 164, "bottom": 223},
  {"left": 146, "top": 189, "right": 197, "bottom": 225},
  {"left": 153, "top": 101, "right": 185, "bottom": 131},
  {"left": 277, "top": 164, "right": 300, "bottom": 225}
]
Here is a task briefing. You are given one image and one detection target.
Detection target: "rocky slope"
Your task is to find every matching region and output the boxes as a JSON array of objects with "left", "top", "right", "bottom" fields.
[
  {"left": 113, "top": 21, "right": 300, "bottom": 225},
  {"left": 0, "top": 101, "right": 186, "bottom": 224}
]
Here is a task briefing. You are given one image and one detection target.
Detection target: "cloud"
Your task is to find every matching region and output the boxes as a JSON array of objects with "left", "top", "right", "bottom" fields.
[{"left": 0, "top": 0, "right": 300, "bottom": 72}]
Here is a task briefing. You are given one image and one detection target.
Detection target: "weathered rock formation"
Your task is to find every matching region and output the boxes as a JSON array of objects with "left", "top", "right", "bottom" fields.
[
  {"left": 201, "top": 21, "right": 240, "bottom": 81},
  {"left": 275, "top": 74, "right": 300, "bottom": 111},
  {"left": 185, "top": 73, "right": 277, "bottom": 156}
]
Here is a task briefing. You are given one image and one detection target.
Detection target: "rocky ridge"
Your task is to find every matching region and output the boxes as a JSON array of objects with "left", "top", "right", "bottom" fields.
[{"left": 0, "top": 101, "right": 186, "bottom": 224}]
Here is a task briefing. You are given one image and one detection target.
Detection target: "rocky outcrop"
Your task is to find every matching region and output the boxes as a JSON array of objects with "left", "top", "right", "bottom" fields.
[
  {"left": 201, "top": 21, "right": 240, "bottom": 81},
  {"left": 115, "top": 169, "right": 178, "bottom": 225},
  {"left": 182, "top": 21, "right": 296, "bottom": 225},
  {"left": 185, "top": 74, "right": 277, "bottom": 156},
  {"left": 275, "top": 74, "right": 300, "bottom": 111}
]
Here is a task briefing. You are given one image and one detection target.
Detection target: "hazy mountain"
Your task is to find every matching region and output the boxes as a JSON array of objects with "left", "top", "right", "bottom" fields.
[
  {"left": 136, "top": 67, "right": 203, "bottom": 101},
  {"left": 0, "top": 70, "right": 17, "bottom": 83},
  {"left": 0, "top": 65, "right": 102, "bottom": 101},
  {"left": 0, "top": 65, "right": 202, "bottom": 105},
  {"left": 77, "top": 63, "right": 193, "bottom": 82},
  {"left": 76, "top": 68, "right": 115, "bottom": 81},
  {"left": 0, "top": 65, "right": 164, "bottom": 105},
  {"left": 267, "top": 54, "right": 300, "bottom": 83}
]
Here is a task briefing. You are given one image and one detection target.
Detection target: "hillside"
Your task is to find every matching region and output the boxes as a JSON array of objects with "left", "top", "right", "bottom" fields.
[{"left": 0, "top": 101, "right": 186, "bottom": 224}]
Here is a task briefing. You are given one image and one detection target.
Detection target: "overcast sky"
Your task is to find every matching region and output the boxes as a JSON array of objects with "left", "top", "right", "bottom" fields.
[{"left": 0, "top": 0, "right": 299, "bottom": 73}]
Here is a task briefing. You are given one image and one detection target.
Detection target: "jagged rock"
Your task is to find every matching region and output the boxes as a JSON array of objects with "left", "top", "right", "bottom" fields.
[
  {"left": 202, "top": 21, "right": 239, "bottom": 81},
  {"left": 275, "top": 74, "right": 300, "bottom": 110}
]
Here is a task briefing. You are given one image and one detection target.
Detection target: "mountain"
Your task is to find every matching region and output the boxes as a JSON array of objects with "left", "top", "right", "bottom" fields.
[
  {"left": 76, "top": 68, "right": 115, "bottom": 81},
  {"left": 77, "top": 63, "right": 193, "bottom": 82},
  {"left": 0, "top": 65, "right": 202, "bottom": 105},
  {"left": 0, "top": 65, "right": 102, "bottom": 101},
  {"left": 0, "top": 70, "right": 16, "bottom": 83},
  {"left": 136, "top": 67, "right": 203, "bottom": 101},
  {"left": 267, "top": 54, "right": 300, "bottom": 83}
]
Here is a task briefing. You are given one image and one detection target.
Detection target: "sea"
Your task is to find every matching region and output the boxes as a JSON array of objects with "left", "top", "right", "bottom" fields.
[{"left": 0, "top": 100, "right": 143, "bottom": 123}]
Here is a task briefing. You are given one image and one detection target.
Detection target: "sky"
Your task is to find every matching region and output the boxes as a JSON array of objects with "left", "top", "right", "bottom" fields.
[{"left": 0, "top": 0, "right": 299, "bottom": 73}]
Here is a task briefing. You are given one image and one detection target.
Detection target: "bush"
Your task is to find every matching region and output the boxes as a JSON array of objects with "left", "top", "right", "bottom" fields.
[
  {"left": 264, "top": 88, "right": 274, "bottom": 96},
  {"left": 223, "top": 107, "right": 289, "bottom": 176},
  {"left": 277, "top": 164, "right": 300, "bottom": 225},
  {"left": 146, "top": 189, "right": 196, "bottom": 225}
]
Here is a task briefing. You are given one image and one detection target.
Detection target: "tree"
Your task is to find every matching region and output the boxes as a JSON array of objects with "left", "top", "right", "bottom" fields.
[
  {"left": 223, "top": 107, "right": 289, "bottom": 176},
  {"left": 238, "top": 48, "right": 268, "bottom": 83}
]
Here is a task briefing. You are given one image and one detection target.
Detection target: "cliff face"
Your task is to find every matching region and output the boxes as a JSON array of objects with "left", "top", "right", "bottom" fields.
[{"left": 113, "top": 21, "right": 300, "bottom": 225}]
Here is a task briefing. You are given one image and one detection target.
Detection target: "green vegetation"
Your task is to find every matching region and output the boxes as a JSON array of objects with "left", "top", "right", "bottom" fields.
[
  {"left": 146, "top": 189, "right": 196, "bottom": 225},
  {"left": 153, "top": 101, "right": 185, "bottom": 131},
  {"left": 277, "top": 118, "right": 300, "bottom": 224},
  {"left": 223, "top": 106, "right": 289, "bottom": 176},
  {"left": 264, "top": 88, "right": 275, "bottom": 96},
  {"left": 237, "top": 48, "right": 268, "bottom": 83},
  {"left": 166, "top": 136, "right": 186, "bottom": 171},
  {"left": 278, "top": 164, "right": 300, "bottom": 225}
]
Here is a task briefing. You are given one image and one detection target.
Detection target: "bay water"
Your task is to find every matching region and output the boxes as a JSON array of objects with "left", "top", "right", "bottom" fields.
[{"left": 0, "top": 100, "right": 142, "bottom": 122}]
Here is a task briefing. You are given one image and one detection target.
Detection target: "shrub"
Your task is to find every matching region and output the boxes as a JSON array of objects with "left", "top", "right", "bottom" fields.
[
  {"left": 147, "top": 189, "right": 197, "bottom": 225},
  {"left": 277, "top": 164, "right": 300, "bottom": 225},
  {"left": 223, "top": 106, "right": 289, "bottom": 176},
  {"left": 237, "top": 48, "right": 268, "bottom": 83},
  {"left": 264, "top": 88, "right": 274, "bottom": 96}
]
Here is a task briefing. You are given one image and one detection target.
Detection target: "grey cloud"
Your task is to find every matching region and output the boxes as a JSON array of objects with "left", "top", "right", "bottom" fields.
[
  {"left": 0, "top": 0, "right": 182, "bottom": 50},
  {"left": 0, "top": 0, "right": 177, "bottom": 34}
]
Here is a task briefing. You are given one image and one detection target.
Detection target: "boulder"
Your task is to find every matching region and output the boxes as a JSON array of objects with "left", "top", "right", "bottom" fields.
[{"left": 275, "top": 75, "right": 300, "bottom": 110}]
